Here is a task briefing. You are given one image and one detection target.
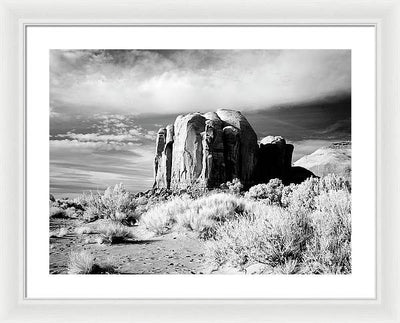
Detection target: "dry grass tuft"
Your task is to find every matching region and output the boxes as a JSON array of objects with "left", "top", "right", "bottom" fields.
[
  {"left": 67, "top": 250, "right": 95, "bottom": 274},
  {"left": 49, "top": 227, "right": 68, "bottom": 238},
  {"left": 139, "top": 196, "right": 192, "bottom": 235},
  {"left": 97, "top": 221, "right": 135, "bottom": 244},
  {"left": 67, "top": 250, "right": 115, "bottom": 274}
]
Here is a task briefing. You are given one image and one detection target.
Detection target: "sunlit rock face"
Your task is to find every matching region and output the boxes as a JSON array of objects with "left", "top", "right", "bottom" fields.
[
  {"left": 294, "top": 141, "right": 351, "bottom": 180},
  {"left": 216, "top": 109, "right": 259, "bottom": 187},
  {"left": 170, "top": 113, "right": 206, "bottom": 190},
  {"left": 153, "top": 109, "right": 305, "bottom": 190}
]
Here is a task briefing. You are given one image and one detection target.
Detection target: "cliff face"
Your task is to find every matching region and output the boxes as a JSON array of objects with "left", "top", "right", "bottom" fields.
[{"left": 153, "top": 109, "right": 304, "bottom": 190}]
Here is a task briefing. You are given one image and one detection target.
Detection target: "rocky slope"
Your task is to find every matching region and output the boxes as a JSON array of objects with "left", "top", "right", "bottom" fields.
[{"left": 294, "top": 141, "right": 351, "bottom": 179}]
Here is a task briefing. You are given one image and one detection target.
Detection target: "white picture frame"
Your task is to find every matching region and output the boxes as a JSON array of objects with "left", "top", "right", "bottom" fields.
[{"left": 0, "top": 0, "right": 398, "bottom": 322}]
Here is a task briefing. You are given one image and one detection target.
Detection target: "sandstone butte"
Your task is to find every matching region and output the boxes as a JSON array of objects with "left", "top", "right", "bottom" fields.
[{"left": 153, "top": 109, "right": 319, "bottom": 190}]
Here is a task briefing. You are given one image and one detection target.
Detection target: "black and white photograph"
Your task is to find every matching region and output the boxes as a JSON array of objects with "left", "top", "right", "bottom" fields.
[{"left": 49, "top": 49, "right": 351, "bottom": 275}]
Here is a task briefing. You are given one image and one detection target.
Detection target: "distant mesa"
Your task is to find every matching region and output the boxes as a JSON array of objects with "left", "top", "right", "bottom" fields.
[
  {"left": 294, "top": 141, "right": 351, "bottom": 179},
  {"left": 153, "top": 109, "right": 348, "bottom": 190}
]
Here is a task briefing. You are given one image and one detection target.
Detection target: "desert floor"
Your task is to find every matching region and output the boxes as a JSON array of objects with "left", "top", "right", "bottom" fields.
[{"left": 49, "top": 218, "right": 208, "bottom": 274}]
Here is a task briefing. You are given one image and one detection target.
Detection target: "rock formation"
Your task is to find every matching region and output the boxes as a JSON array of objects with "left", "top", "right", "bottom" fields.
[
  {"left": 170, "top": 113, "right": 206, "bottom": 190},
  {"left": 216, "top": 109, "right": 259, "bottom": 185},
  {"left": 200, "top": 112, "right": 226, "bottom": 187},
  {"left": 154, "top": 125, "right": 174, "bottom": 189},
  {"left": 257, "top": 136, "right": 294, "bottom": 184},
  {"left": 294, "top": 141, "right": 351, "bottom": 179},
  {"left": 153, "top": 109, "right": 320, "bottom": 190}
]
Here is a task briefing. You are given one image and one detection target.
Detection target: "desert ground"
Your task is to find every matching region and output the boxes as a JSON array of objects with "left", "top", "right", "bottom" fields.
[{"left": 50, "top": 218, "right": 207, "bottom": 275}]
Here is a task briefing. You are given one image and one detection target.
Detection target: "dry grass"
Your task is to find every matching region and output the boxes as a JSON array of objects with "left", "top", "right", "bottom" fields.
[
  {"left": 140, "top": 193, "right": 245, "bottom": 237},
  {"left": 139, "top": 196, "right": 192, "bottom": 235},
  {"left": 74, "top": 226, "right": 94, "bottom": 235},
  {"left": 67, "top": 250, "right": 115, "bottom": 274},
  {"left": 97, "top": 221, "right": 136, "bottom": 244},
  {"left": 67, "top": 250, "right": 95, "bottom": 274},
  {"left": 49, "top": 227, "right": 68, "bottom": 238}
]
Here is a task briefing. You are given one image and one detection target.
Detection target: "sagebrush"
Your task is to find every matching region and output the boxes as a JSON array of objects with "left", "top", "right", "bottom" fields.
[
  {"left": 206, "top": 175, "right": 351, "bottom": 274},
  {"left": 139, "top": 174, "right": 351, "bottom": 274},
  {"left": 79, "top": 184, "right": 139, "bottom": 222}
]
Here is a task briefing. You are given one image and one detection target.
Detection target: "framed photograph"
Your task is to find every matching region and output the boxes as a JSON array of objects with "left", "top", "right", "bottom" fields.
[
  {"left": 1, "top": 0, "right": 399, "bottom": 322},
  {"left": 26, "top": 25, "right": 375, "bottom": 300}
]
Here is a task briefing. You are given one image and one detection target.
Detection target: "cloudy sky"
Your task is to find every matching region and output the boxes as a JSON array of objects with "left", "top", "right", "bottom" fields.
[{"left": 50, "top": 49, "right": 351, "bottom": 196}]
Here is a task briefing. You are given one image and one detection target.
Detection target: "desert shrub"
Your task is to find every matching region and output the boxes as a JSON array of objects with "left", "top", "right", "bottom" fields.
[
  {"left": 183, "top": 185, "right": 210, "bottom": 199},
  {"left": 190, "top": 194, "right": 247, "bottom": 239},
  {"left": 97, "top": 221, "right": 135, "bottom": 244},
  {"left": 101, "top": 184, "right": 136, "bottom": 220},
  {"left": 175, "top": 195, "right": 240, "bottom": 237},
  {"left": 175, "top": 209, "right": 213, "bottom": 233},
  {"left": 49, "top": 207, "right": 67, "bottom": 218},
  {"left": 205, "top": 176, "right": 352, "bottom": 274},
  {"left": 316, "top": 189, "right": 351, "bottom": 219},
  {"left": 49, "top": 205, "right": 76, "bottom": 219},
  {"left": 284, "top": 177, "right": 321, "bottom": 214},
  {"left": 74, "top": 226, "right": 93, "bottom": 235},
  {"left": 205, "top": 205, "right": 311, "bottom": 270},
  {"left": 301, "top": 190, "right": 351, "bottom": 274},
  {"left": 82, "top": 205, "right": 99, "bottom": 222},
  {"left": 136, "top": 196, "right": 148, "bottom": 205},
  {"left": 318, "top": 173, "right": 351, "bottom": 193},
  {"left": 140, "top": 196, "right": 192, "bottom": 235},
  {"left": 65, "top": 208, "right": 76, "bottom": 218},
  {"left": 245, "top": 179, "right": 284, "bottom": 205},
  {"left": 140, "top": 192, "right": 249, "bottom": 239},
  {"left": 226, "top": 178, "right": 243, "bottom": 194},
  {"left": 281, "top": 175, "right": 350, "bottom": 215},
  {"left": 49, "top": 227, "right": 68, "bottom": 238},
  {"left": 73, "top": 194, "right": 89, "bottom": 209},
  {"left": 80, "top": 184, "right": 139, "bottom": 222},
  {"left": 194, "top": 193, "right": 246, "bottom": 221},
  {"left": 67, "top": 250, "right": 115, "bottom": 274},
  {"left": 281, "top": 184, "right": 295, "bottom": 208}
]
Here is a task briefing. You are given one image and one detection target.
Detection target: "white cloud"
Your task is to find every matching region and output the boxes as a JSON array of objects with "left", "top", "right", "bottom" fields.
[
  {"left": 56, "top": 133, "right": 141, "bottom": 143},
  {"left": 50, "top": 50, "right": 351, "bottom": 115}
]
